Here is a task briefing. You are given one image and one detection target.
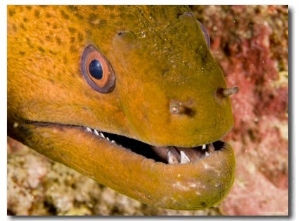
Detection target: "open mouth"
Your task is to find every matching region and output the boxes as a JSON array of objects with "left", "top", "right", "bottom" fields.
[
  {"left": 25, "top": 121, "right": 226, "bottom": 166},
  {"left": 83, "top": 125, "right": 225, "bottom": 165}
]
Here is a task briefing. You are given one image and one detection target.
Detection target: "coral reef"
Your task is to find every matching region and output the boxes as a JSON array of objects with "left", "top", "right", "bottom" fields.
[{"left": 192, "top": 5, "right": 288, "bottom": 215}]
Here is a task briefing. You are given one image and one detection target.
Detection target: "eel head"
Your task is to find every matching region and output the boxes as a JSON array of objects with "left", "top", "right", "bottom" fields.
[{"left": 8, "top": 5, "right": 238, "bottom": 210}]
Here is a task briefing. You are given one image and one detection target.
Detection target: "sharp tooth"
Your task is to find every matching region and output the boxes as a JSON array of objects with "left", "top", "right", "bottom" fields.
[
  {"left": 167, "top": 150, "right": 179, "bottom": 164},
  {"left": 180, "top": 151, "right": 190, "bottom": 164},
  {"left": 111, "top": 140, "right": 116, "bottom": 144},
  {"left": 202, "top": 144, "right": 206, "bottom": 150},
  {"left": 205, "top": 152, "right": 210, "bottom": 157},
  {"left": 86, "top": 127, "right": 92, "bottom": 132},
  {"left": 100, "top": 132, "right": 105, "bottom": 138},
  {"left": 93, "top": 129, "right": 99, "bottom": 136},
  {"left": 106, "top": 137, "right": 110, "bottom": 141},
  {"left": 209, "top": 143, "right": 215, "bottom": 152}
]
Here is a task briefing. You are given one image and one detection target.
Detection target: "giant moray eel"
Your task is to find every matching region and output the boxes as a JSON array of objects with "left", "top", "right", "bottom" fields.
[{"left": 7, "top": 6, "right": 238, "bottom": 210}]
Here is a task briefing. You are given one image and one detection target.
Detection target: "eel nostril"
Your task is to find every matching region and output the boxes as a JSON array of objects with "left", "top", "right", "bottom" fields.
[
  {"left": 170, "top": 102, "right": 183, "bottom": 114},
  {"left": 169, "top": 100, "right": 195, "bottom": 117},
  {"left": 217, "top": 86, "right": 239, "bottom": 98}
]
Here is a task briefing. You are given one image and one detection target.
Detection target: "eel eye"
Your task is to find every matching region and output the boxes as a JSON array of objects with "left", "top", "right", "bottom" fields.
[
  {"left": 80, "top": 45, "right": 116, "bottom": 93},
  {"left": 197, "top": 21, "right": 210, "bottom": 48}
]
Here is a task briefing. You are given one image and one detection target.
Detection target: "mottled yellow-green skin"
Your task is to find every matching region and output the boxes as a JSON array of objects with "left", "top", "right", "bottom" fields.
[{"left": 8, "top": 6, "right": 235, "bottom": 210}]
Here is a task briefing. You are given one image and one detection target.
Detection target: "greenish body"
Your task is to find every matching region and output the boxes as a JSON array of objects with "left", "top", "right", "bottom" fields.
[{"left": 8, "top": 6, "right": 235, "bottom": 210}]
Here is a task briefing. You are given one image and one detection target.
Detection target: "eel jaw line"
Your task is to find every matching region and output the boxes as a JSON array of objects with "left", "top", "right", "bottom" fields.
[{"left": 84, "top": 126, "right": 223, "bottom": 165}]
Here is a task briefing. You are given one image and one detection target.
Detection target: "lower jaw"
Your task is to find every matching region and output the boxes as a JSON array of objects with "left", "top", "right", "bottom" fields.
[{"left": 9, "top": 121, "right": 236, "bottom": 210}]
